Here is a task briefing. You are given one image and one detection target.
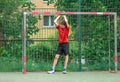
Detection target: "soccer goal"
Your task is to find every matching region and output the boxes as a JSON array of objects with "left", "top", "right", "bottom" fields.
[{"left": 22, "top": 11, "right": 117, "bottom": 74}]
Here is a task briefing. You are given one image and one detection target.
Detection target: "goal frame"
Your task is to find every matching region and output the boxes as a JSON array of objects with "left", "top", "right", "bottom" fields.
[{"left": 22, "top": 11, "right": 117, "bottom": 74}]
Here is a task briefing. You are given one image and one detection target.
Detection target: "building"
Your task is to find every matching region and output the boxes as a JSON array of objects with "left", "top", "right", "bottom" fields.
[
  {"left": 30, "top": 0, "right": 57, "bottom": 39},
  {"left": 32, "top": 0, "right": 54, "bottom": 8}
]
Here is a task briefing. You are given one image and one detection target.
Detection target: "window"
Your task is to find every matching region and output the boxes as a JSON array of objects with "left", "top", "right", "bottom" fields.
[
  {"left": 20, "top": 0, "right": 32, "bottom": 2},
  {"left": 43, "top": 0, "right": 56, "bottom": 3},
  {"left": 43, "top": 16, "right": 54, "bottom": 28},
  {"left": 43, "top": 0, "right": 48, "bottom": 2}
]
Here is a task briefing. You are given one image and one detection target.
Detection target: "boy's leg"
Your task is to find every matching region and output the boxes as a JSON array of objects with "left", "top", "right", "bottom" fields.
[
  {"left": 64, "top": 55, "right": 69, "bottom": 69},
  {"left": 62, "top": 43, "right": 69, "bottom": 74},
  {"left": 52, "top": 54, "right": 60, "bottom": 70},
  {"left": 48, "top": 54, "right": 60, "bottom": 74},
  {"left": 63, "top": 54, "right": 69, "bottom": 74}
]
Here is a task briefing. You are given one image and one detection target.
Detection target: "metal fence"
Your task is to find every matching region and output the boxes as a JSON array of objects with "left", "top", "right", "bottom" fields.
[{"left": 0, "top": 1, "right": 120, "bottom": 72}]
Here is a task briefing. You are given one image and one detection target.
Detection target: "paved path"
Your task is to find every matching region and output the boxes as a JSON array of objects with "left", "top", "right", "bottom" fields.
[{"left": 0, "top": 71, "right": 120, "bottom": 82}]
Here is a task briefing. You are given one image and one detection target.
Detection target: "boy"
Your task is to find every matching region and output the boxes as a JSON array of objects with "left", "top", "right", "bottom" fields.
[{"left": 48, "top": 15, "right": 70, "bottom": 74}]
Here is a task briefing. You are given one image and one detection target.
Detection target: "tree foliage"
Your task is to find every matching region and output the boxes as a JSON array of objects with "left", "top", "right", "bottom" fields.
[
  {"left": 0, "top": 0, "right": 39, "bottom": 40},
  {"left": 0, "top": 0, "right": 40, "bottom": 59}
]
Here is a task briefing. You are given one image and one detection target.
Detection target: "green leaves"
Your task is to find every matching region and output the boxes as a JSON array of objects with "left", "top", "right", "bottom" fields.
[{"left": 47, "top": 0, "right": 54, "bottom": 5}]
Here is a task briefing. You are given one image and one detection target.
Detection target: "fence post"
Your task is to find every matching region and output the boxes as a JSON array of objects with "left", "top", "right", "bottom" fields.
[
  {"left": 77, "top": 0, "right": 82, "bottom": 71},
  {"left": 114, "top": 13, "right": 118, "bottom": 72},
  {"left": 22, "top": 12, "right": 27, "bottom": 74}
]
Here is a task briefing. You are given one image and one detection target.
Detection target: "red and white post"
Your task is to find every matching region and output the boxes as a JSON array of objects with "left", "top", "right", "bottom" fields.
[{"left": 23, "top": 12, "right": 27, "bottom": 74}]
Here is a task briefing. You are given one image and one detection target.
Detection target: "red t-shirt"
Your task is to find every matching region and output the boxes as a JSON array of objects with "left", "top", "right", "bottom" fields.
[{"left": 56, "top": 25, "right": 70, "bottom": 43}]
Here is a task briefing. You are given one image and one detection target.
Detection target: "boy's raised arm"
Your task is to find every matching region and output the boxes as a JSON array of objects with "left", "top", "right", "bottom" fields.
[{"left": 54, "top": 15, "right": 60, "bottom": 27}]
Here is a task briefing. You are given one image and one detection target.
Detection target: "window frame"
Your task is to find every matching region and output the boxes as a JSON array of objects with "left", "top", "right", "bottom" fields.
[
  {"left": 43, "top": 15, "right": 54, "bottom": 28},
  {"left": 43, "top": 0, "right": 48, "bottom": 3}
]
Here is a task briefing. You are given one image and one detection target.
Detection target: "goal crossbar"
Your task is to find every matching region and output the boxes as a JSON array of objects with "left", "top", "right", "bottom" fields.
[{"left": 24, "top": 11, "right": 116, "bottom": 15}]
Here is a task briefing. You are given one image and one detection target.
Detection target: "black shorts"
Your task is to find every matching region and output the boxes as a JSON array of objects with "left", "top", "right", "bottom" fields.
[{"left": 56, "top": 42, "right": 69, "bottom": 55}]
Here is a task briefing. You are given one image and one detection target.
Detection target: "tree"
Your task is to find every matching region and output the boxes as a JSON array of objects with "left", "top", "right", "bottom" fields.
[
  {"left": 0, "top": 0, "right": 39, "bottom": 40},
  {"left": 0, "top": 0, "right": 39, "bottom": 58}
]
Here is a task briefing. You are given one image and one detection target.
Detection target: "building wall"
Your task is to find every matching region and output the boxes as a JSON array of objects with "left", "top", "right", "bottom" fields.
[
  {"left": 30, "top": 0, "right": 56, "bottom": 39},
  {"left": 32, "top": 0, "right": 54, "bottom": 8}
]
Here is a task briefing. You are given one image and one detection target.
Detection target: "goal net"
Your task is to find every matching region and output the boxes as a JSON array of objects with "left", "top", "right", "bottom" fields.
[{"left": 22, "top": 11, "right": 117, "bottom": 73}]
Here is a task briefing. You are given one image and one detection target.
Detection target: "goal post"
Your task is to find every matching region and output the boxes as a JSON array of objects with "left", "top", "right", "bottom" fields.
[{"left": 22, "top": 11, "right": 117, "bottom": 74}]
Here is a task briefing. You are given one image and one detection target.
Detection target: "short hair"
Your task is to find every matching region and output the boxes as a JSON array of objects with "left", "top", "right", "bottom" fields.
[{"left": 60, "top": 20, "right": 67, "bottom": 27}]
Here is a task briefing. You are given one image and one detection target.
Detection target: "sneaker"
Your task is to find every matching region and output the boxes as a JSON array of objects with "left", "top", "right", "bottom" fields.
[
  {"left": 62, "top": 70, "right": 67, "bottom": 74},
  {"left": 48, "top": 70, "right": 55, "bottom": 74}
]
